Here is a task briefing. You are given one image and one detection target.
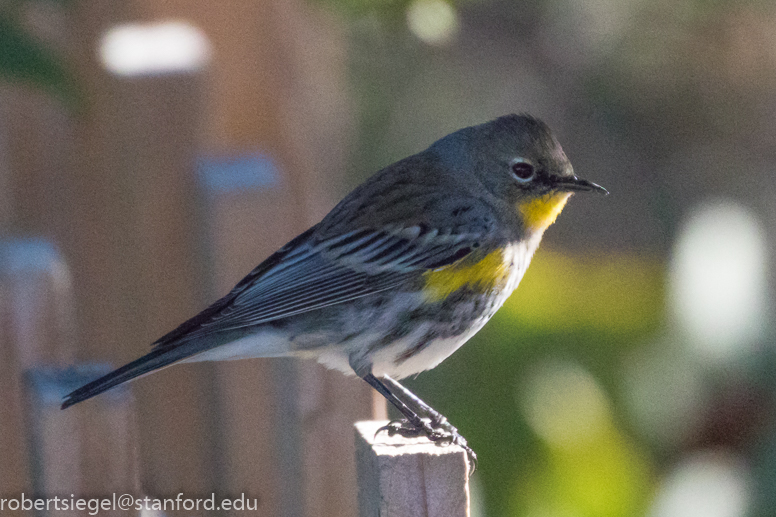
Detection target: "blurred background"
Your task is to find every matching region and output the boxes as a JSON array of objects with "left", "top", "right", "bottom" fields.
[{"left": 0, "top": 0, "right": 775, "bottom": 516}]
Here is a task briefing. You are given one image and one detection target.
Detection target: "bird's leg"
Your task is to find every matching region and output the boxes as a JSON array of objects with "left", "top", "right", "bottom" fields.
[
  {"left": 376, "top": 375, "right": 463, "bottom": 446},
  {"left": 381, "top": 375, "right": 457, "bottom": 434},
  {"left": 361, "top": 373, "right": 440, "bottom": 438},
  {"left": 361, "top": 373, "right": 476, "bottom": 471}
]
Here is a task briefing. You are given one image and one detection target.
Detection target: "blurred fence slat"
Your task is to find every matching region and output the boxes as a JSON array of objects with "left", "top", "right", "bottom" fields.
[
  {"left": 354, "top": 421, "right": 471, "bottom": 517},
  {"left": 0, "top": 240, "right": 75, "bottom": 504},
  {"left": 65, "top": 2, "right": 217, "bottom": 504},
  {"left": 198, "top": 153, "right": 298, "bottom": 515},
  {"left": 25, "top": 367, "right": 139, "bottom": 517},
  {"left": 0, "top": 240, "right": 76, "bottom": 368},
  {"left": 175, "top": 1, "right": 379, "bottom": 515},
  {"left": 0, "top": 239, "right": 139, "bottom": 515},
  {"left": 0, "top": 296, "right": 29, "bottom": 517}
]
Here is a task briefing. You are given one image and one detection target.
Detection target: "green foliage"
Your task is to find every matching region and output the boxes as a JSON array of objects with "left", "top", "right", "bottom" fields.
[{"left": 0, "top": 2, "right": 79, "bottom": 108}]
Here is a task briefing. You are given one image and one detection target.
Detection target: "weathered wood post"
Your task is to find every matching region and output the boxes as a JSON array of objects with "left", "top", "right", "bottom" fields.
[
  {"left": 0, "top": 239, "right": 140, "bottom": 516},
  {"left": 355, "top": 421, "right": 471, "bottom": 517}
]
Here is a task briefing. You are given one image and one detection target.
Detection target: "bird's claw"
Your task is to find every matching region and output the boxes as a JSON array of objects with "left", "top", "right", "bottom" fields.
[
  {"left": 376, "top": 419, "right": 421, "bottom": 438},
  {"left": 375, "top": 418, "right": 478, "bottom": 473}
]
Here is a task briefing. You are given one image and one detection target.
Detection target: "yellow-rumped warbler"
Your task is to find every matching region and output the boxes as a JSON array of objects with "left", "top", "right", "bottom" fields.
[{"left": 62, "top": 114, "right": 606, "bottom": 465}]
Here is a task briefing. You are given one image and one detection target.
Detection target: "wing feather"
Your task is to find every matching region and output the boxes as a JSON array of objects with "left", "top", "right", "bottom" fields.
[{"left": 153, "top": 223, "right": 490, "bottom": 347}]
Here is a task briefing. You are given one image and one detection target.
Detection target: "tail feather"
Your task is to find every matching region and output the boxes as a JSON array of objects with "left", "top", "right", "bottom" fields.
[{"left": 61, "top": 341, "right": 205, "bottom": 409}]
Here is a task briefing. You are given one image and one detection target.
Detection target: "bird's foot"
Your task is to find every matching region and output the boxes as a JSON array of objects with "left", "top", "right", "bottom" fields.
[{"left": 376, "top": 418, "right": 477, "bottom": 473}]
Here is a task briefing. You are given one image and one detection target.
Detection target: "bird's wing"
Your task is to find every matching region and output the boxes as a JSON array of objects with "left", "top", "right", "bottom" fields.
[
  {"left": 152, "top": 222, "right": 490, "bottom": 349},
  {"left": 61, "top": 196, "right": 498, "bottom": 409}
]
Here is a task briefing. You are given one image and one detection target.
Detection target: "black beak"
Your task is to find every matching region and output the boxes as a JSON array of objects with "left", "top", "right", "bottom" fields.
[{"left": 551, "top": 175, "right": 608, "bottom": 195}]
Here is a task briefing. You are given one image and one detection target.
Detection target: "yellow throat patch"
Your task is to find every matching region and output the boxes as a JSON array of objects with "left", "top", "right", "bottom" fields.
[
  {"left": 421, "top": 193, "right": 571, "bottom": 302},
  {"left": 518, "top": 192, "right": 572, "bottom": 232}
]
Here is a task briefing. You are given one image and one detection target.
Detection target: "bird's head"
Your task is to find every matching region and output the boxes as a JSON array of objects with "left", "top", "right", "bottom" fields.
[{"left": 430, "top": 114, "right": 607, "bottom": 234}]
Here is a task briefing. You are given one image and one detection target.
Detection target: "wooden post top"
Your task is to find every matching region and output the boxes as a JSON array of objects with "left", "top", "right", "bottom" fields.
[{"left": 354, "top": 420, "right": 470, "bottom": 517}]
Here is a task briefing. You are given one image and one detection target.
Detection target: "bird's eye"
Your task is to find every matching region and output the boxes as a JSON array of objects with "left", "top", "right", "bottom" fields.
[{"left": 511, "top": 161, "right": 535, "bottom": 182}]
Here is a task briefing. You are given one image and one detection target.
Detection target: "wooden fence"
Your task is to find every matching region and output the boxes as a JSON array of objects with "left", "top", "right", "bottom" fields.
[
  {"left": 0, "top": 2, "right": 471, "bottom": 516},
  {"left": 0, "top": 1, "right": 374, "bottom": 516}
]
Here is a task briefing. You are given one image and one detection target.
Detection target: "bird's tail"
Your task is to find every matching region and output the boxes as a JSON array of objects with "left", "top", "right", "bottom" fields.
[{"left": 60, "top": 343, "right": 202, "bottom": 409}]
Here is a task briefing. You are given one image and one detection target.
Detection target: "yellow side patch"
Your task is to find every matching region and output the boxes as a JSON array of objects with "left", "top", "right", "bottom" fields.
[
  {"left": 519, "top": 192, "right": 572, "bottom": 232},
  {"left": 423, "top": 249, "right": 511, "bottom": 302}
]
